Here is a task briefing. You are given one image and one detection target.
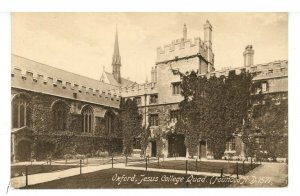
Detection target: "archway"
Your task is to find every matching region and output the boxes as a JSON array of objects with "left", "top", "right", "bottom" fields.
[
  {"left": 199, "top": 140, "right": 207, "bottom": 159},
  {"left": 167, "top": 133, "right": 186, "bottom": 157},
  {"left": 151, "top": 141, "right": 157, "bottom": 157}
]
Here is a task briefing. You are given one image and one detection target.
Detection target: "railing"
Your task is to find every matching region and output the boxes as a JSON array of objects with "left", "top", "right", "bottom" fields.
[{"left": 14, "top": 155, "right": 261, "bottom": 187}]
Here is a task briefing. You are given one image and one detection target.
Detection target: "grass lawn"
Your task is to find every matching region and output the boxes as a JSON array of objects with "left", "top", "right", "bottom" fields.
[
  {"left": 53, "top": 157, "right": 129, "bottom": 165},
  {"left": 130, "top": 160, "right": 258, "bottom": 175},
  {"left": 24, "top": 168, "right": 233, "bottom": 188},
  {"left": 11, "top": 165, "right": 79, "bottom": 178}
]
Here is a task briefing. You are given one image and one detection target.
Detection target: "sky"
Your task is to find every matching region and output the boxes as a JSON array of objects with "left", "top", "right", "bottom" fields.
[{"left": 12, "top": 13, "right": 288, "bottom": 83}]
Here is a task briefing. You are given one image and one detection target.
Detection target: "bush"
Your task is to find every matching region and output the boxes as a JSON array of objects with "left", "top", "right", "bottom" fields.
[
  {"left": 75, "top": 154, "right": 85, "bottom": 160},
  {"left": 95, "top": 150, "right": 109, "bottom": 158},
  {"left": 64, "top": 154, "right": 74, "bottom": 160}
]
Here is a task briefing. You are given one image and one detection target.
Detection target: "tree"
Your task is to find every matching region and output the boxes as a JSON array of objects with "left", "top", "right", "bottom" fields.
[
  {"left": 174, "top": 70, "right": 253, "bottom": 159},
  {"left": 120, "top": 98, "right": 143, "bottom": 156},
  {"left": 247, "top": 98, "right": 288, "bottom": 159},
  {"left": 140, "top": 125, "right": 151, "bottom": 157}
]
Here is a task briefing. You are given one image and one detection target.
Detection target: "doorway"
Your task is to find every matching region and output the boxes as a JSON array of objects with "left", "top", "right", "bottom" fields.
[
  {"left": 168, "top": 134, "right": 186, "bottom": 157},
  {"left": 17, "top": 140, "right": 31, "bottom": 161},
  {"left": 151, "top": 141, "right": 157, "bottom": 157},
  {"left": 199, "top": 140, "right": 207, "bottom": 159}
]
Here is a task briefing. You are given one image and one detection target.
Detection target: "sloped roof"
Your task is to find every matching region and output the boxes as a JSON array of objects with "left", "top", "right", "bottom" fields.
[
  {"left": 103, "top": 71, "right": 135, "bottom": 87},
  {"left": 11, "top": 54, "right": 122, "bottom": 108},
  {"left": 12, "top": 54, "right": 120, "bottom": 91}
]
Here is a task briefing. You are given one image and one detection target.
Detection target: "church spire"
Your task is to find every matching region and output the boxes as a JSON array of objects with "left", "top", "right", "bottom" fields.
[
  {"left": 183, "top": 23, "right": 187, "bottom": 40},
  {"left": 112, "top": 26, "right": 122, "bottom": 83}
]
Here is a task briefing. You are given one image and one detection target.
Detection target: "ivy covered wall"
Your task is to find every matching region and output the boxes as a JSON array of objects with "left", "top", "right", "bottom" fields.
[{"left": 11, "top": 88, "right": 123, "bottom": 160}]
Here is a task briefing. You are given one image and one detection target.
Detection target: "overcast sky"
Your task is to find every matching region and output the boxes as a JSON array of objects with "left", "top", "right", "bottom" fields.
[{"left": 12, "top": 13, "right": 288, "bottom": 83}]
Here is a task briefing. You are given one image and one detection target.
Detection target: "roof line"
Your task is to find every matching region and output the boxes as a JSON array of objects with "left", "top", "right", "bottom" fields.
[{"left": 12, "top": 54, "right": 121, "bottom": 88}]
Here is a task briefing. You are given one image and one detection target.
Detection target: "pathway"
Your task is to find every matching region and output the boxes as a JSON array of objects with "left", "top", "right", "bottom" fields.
[{"left": 229, "top": 162, "right": 288, "bottom": 187}]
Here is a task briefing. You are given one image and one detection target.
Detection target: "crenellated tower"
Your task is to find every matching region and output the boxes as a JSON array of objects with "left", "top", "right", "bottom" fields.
[{"left": 156, "top": 21, "right": 215, "bottom": 74}]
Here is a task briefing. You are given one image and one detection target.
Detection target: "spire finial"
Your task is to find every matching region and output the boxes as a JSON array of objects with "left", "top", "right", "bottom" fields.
[
  {"left": 183, "top": 23, "right": 187, "bottom": 40},
  {"left": 145, "top": 75, "right": 149, "bottom": 83},
  {"left": 113, "top": 25, "right": 120, "bottom": 57}
]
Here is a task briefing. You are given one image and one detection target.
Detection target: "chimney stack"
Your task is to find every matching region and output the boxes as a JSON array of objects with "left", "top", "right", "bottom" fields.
[{"left": 243, "top": 45, "right": 254, "bottom": 67}]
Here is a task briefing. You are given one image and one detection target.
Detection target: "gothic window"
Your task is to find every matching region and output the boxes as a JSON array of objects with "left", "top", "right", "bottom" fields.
[
  {"left": 133, "top": 138, "right": 141, "bottom": 149},
  {"left": 170, "top": 110, "right": 180, "bottom": 123},
  {"left": 149, "top": 114, "right": 159, "bottom": 126},
  {"left": 262, "top": 82, "right": 268, "bottom": 92},
  {"left": 52, "top": 101, "right": 68, "bottom": 131},
  {"left": 12, "top": 95, "right": 30, "bottom": 128},
  {"left": 149, "top": 94, "right": 158, "bottom": 104},
  {"left": 82, "top": 106, "right": 93, "bottom": 133},
  {"left": 225, "top": 138, "right": 236, "bottom": 151},
  {"left": 172, "top": 82, "right": 181, "bottom": 95},
  {"left": 135, "top": 97, "right": 142, "bottom": 105}
]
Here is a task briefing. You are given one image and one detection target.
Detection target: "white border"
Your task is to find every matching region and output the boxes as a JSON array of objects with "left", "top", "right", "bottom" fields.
[
  {"left": 0, "top": 12, "right": 11, "bottom": 195},
  {"left": 1, "top": 0, "right": 300, "bottom": 195},
  {"left": 0, "top": 0, "right": 299, "bottom": 12}
]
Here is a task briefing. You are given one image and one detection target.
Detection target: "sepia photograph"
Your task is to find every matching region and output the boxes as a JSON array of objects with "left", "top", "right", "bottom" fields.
[{"left": 10, "top": 12, "right": 288, "bottom": 189}]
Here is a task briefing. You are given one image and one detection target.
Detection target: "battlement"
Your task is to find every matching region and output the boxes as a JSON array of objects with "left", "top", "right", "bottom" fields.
[
  {"left": 11, "top": 55, "right": 122, "bottom": 108},
  {"left": 119, "top": 82, "right": 158, "bottom": 97},
  {"left": 199, "top": 60, "right": 288, "bottom": 80},
  {"left": 156, "top": 37, "right": 209, "bottom": 64}
]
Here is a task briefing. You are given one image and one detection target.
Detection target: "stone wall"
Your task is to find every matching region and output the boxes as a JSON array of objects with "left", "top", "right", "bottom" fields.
[{"left": 11, "top": 88, "right": 122, "bottom": 161}]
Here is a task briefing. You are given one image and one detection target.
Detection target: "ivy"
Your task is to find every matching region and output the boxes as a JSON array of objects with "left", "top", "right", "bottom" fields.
[
  {"left": 174, "top": 70, "right": 253, "bottom": 159},
  {"left": 120, "top": 98, "right": 143, "bottom": 156},
  {"left": 243, "top": 98, "right": 288, "bottom": 159},
  {"left": 140, "top": 125, "right": 151, "bottom": 157}
]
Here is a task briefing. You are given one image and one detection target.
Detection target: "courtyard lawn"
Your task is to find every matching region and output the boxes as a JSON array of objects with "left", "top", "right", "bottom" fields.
[
  {"left": 11, "top": 165, "right": 79, "bottom": 178},
  {"left": 24, "top": 168, "right": 232, "bottom": 188},
  {"left": 52, "top": 156, "right": 128, "bottom": 165},
  {"left": 130, "top": 160, "right": 258, "bottom": 175}
]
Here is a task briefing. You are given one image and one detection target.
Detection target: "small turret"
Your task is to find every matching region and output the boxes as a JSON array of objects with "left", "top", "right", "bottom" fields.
[
  {"left": 204, "top": 20, "right": 212, "bottom": 46},
  {"left": 243, "top": 45, "right": 254, "bottom": 67},
  {"left": 151, "top": 66, "right": 157, "bottom": 83},
  {"left": 203, "top": 20, "right": 214, "bottom": 69}
]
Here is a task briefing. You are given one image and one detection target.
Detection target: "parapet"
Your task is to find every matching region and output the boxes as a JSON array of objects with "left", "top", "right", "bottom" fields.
[
  {"left": 119, "top": 82, "right": 158, "bottom": 98},
  {"left": 11, "top": 55, "right": 122, "bottom": 108},
  {"left": 156, "top": 37, "right": 209, "bottom": 64},
  {"left": 198, "top": 60, "right": 288, "bottom": 80}
]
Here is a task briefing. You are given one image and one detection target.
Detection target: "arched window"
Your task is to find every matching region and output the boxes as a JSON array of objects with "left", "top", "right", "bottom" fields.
[
  {"left": 225, "top": 138, "right": 236, "bottom": 151},
  {"left": 12, "top": 94, "right": 30, "bottom": 128},
  {"left": 52, "top": 100, "right": 68, "bottom": 131},
  {"left": 105, "top": 112, "right": 114, "bottom": 134},
  {"left": 82, "top": 106, "right": 93, "bottom": 133}
]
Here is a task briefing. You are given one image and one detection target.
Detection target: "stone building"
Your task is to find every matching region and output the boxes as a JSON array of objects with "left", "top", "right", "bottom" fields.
[
  {"left": 11, "top": 20, "right": 288, "bottom": 162},
  {"left": 118, "top": 21, "right": 288, "bottom": 159},
  {"left": 11, "top": 54, "right": 124, "bottom": 162}
]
